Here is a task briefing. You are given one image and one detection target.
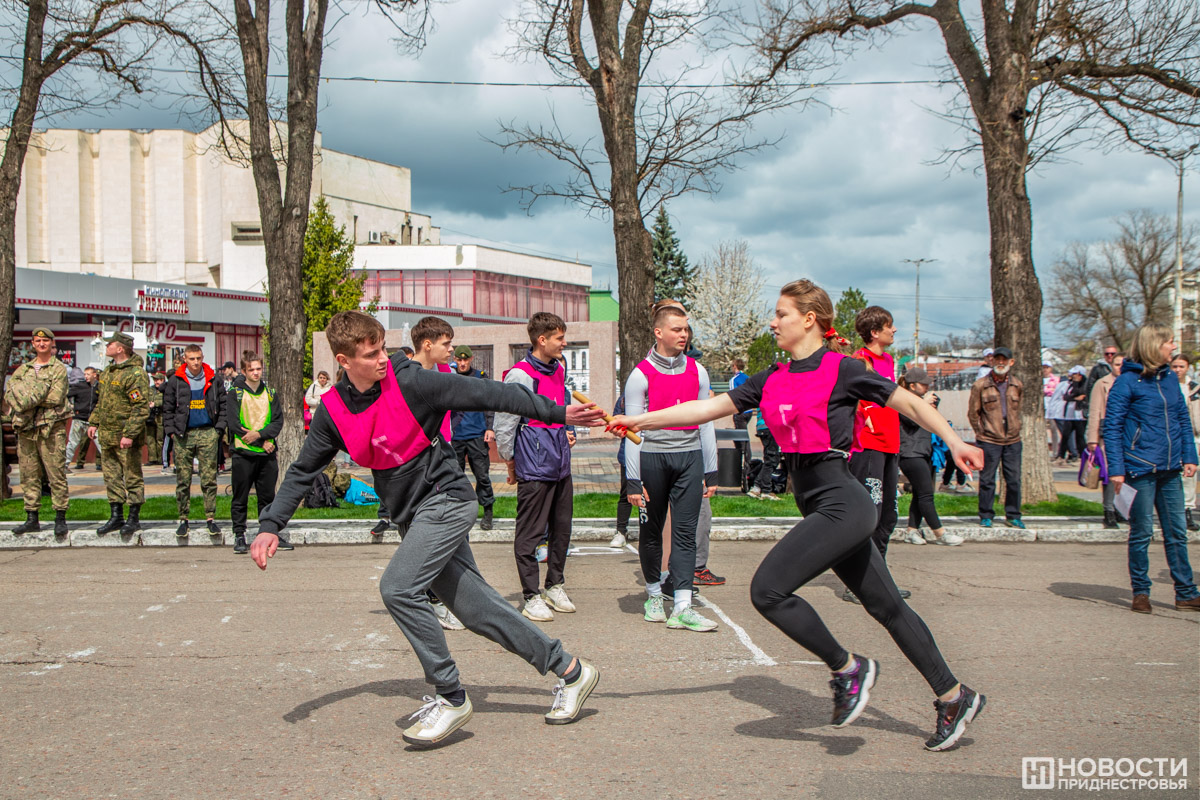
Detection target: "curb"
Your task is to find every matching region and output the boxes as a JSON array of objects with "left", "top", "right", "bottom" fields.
[{"left": 0, "top": 517, "right": 1183, "bottom": 548}]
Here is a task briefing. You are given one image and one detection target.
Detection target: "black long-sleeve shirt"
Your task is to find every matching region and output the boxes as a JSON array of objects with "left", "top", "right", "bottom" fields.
[{"left": 258, "top": 352, "right": 565, "bottom": 533}]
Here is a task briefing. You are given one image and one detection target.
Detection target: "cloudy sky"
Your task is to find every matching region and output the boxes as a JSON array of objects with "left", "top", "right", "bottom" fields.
[{"left": 45, "top": 0, "right": 1199, "bottom": 349}]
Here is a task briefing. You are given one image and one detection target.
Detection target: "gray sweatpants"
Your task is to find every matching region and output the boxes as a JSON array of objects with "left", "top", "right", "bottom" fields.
[
  {"left": 379, "top": 492, "right": 573, "bottom": 694},
  {"left": 695, "top": 496, "right": 712, "bottom": 569}
]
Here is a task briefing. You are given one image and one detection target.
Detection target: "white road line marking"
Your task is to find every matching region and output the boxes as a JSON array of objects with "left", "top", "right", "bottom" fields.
[
  {"left": 1135, "top": 662, "right": 1178, "bottom": 666},
  {"left": 145, "top": 605, "right": 165, "bottom": 612},
  {"left": 66, "top": 648, "right": 96, "bottom": 659},
  {"left": 696, "top": 596, "right": 776, "bottom": 667},
  {"left": 220, "top": 616, "right": 232, "bottom": 624},
  {"left": 625, "top": 544, "right": 638, "bottom": 555}
]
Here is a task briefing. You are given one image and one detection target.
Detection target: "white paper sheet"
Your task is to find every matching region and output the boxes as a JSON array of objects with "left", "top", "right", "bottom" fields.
[{"left": 1113, "top": 484, "right": 1137, "bottom": 520}]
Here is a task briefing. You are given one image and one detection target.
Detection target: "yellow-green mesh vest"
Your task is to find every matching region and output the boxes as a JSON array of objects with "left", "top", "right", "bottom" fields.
[{"left": 234, "top": 386, "right": 273, "bottom": 453}]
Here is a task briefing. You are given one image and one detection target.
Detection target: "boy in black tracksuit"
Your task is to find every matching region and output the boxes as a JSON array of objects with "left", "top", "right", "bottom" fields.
[
  {"left": 251, "top": 311, "right": 602, "bottom": 746},
  {"left": 226, "top": 353, "right": 283, "bottom": 555}
]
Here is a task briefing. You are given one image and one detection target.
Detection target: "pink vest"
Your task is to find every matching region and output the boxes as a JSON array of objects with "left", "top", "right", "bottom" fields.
[
  {"left": 760, "top": 351, "right": 849, "bottom": 453},
  {"left": 322, "top": 366, "right": 432, "bottom": 469},
  {"left": 436, "top": 363, "right": 454, "bottom": 442},
  {"left": 636, "top": 357, "right": 700, "bottom": 431},
  {"left": 509, "top": 360, "right": 565, "bottom": 429}
]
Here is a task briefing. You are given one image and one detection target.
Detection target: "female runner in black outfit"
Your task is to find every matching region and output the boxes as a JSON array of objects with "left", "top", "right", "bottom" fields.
[{"left": 609, "top": 279, "right": 988, "bottom": 751}]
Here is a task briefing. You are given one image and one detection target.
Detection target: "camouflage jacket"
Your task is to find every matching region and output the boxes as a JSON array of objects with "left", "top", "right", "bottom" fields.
[
  {"left": 148, "top": 384, "right": 164, "bottom": 419},
  {"left": 88, "top": 354, "right": 151, "bottom": 439},
  {"left": 3, "top": 358, "right": 71, "bottom": 433}
]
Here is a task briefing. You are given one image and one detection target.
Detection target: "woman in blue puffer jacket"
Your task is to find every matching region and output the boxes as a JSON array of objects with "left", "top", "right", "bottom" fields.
[{"left": 1103, "top": 324, "right": 1200, "bottom": 614}]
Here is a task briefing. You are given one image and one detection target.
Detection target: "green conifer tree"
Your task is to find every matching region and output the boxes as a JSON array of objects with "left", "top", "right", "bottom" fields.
[{"left": 652, "top": 207, "right": 695, "bottom": 305}]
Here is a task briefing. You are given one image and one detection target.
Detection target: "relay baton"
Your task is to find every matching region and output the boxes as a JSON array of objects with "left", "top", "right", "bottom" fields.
[{"left": 570, "top": 390, "right": 642, "bottom": 445}]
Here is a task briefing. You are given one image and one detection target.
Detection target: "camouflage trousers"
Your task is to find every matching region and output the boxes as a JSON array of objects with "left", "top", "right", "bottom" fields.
[
  {"left": 17, "top": 421, "right": 69, "bottom": 511},
  {"left": 98, "top": 429, "right": 144, "bottom": 505},
  {"left": 144, "top": 417, "right": 164, "bottom": 467},
  {"left": 175, "top": 426, "right": 220, "bottom": 519}
]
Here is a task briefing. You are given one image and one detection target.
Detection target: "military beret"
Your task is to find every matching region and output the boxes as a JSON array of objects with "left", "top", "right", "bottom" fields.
[
  {"left": 105, "top": 332, "right": 135, "bottom": 349},
  {"left": 30, "top": 327, "right": 54, "bottom": 340}
]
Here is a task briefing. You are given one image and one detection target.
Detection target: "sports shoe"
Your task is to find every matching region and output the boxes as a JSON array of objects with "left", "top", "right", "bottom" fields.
[
  {"left": 206, "top": 519, "right": 221, "bottom": 535},
  {"left": 543, "top": 584, "right": 576, "bottom": 613},
  {"left": 609, "top": 531, "right": 627, "bottom": 548},
  {"left": 694, "top": 567, "right": 726, "bottom": 586},
  {"left": 925, "top": 686, "right": 986, "bottom": 751},
  {"left": 432, "top": 601, "right": 465, "bottom": 631},
  {"left": 937, "top": 483, "right": 953, "bottom": 493},
  {"left": 959, "top": 481, "right": 974, "bottom": 493},
  {"left": 545, "top": 659, "right": 599, "bottom": 725},
  {"left": 643, "top": 594, "right": 667, "bottom": 622},
  {"left": 979, "top": 518, "right": 992, "bottom": 528},
  {"left": 535, "top": 543, "right": 548, "bottom": 563},
  {"left": 666, "top": 605, "right": 718, "bottom": 632},
  {"left": 748, "top": 486, "right": 780, "bottom": 501},
  {"left": 900, "top": 528, "right": 927, "bottom": 546},
  {"left": 370, "top": 520, "right": 389, "bottom": 537},
  {"left": 841, "top": 587, "right": 862, "bottom": 605},
  {"left": 1005, "top": 518, "right": 1026, "bottom": 530},
  {"left": 522, "top": 595, "right": 554, "bottom": 622},
  {"left": 925, "top": 530, "right": 964, "bottom": 546},
  {"left": 275, "top": 535, "right": 294, "bottom": 551},
  {"left": 830, "top": 655, "right": 878, "bottom": 727},
  {"left": 401, "top": 694, "right": 473, "bottom": 746},
  {"left": 175, "top": 520, "right": 189, "bottom": 538},
  {"left": 233, "top": 534, "right": 248, "bottom": 555}
]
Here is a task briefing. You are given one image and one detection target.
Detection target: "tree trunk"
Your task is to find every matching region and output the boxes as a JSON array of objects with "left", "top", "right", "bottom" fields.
[
  {"left": 981, "top": 118, "right": 1056, "bottom": 505},
  {"left": 612, "top": 199, "right": 654, "bottom": 387},
  {"left": 0, "top": 1, "right": 48, "bottom": 404}
]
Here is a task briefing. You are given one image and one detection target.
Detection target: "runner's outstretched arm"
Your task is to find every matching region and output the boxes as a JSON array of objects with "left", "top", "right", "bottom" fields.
[
  {"left": 888, "top": 387, "right": 984, "bottom": 475},
  {"left": 610, "top": 394, "right": 736, "bottom": 434}
]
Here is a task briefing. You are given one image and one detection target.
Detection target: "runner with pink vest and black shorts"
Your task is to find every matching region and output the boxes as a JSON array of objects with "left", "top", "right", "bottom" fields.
[
  {"left": 250, "top": 311, "right": 606, "bottom": 747},
  {"left": 608, "top": 280, "right": 989, "bottom": 753},
  {"left": 623, "top": 303, "right": 718, "bottom": 633}
]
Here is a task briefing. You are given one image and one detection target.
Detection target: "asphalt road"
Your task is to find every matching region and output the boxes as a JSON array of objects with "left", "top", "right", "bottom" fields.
[{"left": 2, "top": 541, "right": 1197, "bottom": 799}]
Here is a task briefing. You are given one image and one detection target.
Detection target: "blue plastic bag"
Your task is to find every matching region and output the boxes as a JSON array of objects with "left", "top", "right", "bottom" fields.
[{"left": 343, "top": 476, "right": 379, "bottom": 505}]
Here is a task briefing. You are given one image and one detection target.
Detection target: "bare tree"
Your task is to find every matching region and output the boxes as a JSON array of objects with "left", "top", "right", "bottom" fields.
[
  {"left": 0, "top": 0, "right": 216, "bottom": 403},
  {"left": 1048, "top": 211, "right": 1200, "bottom": 351},
  {"left": 185, "top": 0, "right": 430, "bottom": 472},
  {"left": 753, "top": 0, "right": 1200, "bottom": 503},
  {"left": 500, "top": 0, "right": 800, "bottom": 384},
  {"left": 689, "top": 240, "right": 769, "bottom": 371}
]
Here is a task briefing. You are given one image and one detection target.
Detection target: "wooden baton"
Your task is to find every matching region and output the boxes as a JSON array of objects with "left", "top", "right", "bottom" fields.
[{"left": 570, "top": 390, "right": 642, "bottom": 445}]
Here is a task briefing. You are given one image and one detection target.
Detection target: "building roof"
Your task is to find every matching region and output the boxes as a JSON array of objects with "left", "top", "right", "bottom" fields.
[{"left": 589, "top": 288, "right": 619, "bottom": 322}]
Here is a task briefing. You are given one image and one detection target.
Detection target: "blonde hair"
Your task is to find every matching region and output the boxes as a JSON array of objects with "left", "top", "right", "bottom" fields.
[
  {"left": 779, "top": 279, "right": 851, "bottom": 354},
  {"left": 1129, "top": 323, "right": 1172, "bottom": 372}
]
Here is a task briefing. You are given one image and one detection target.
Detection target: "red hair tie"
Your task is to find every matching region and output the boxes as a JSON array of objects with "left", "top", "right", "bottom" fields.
[
  {"left": 823, "top": 327, "right": 838, "bottom": 340},
  {"left": 823, "top": 327, "right": 850, "bottom": 346}
]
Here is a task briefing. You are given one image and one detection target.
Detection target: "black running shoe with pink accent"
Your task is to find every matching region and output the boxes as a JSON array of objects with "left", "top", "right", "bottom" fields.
[
  {"left": 829, "top": 655, "right": 878, "bottom": 727},
  {"left": 925, "top": 686, "right": 985, "bottom": 751},
  {"left": 693, "top": 568, "right": 726, "bottom": 586}
]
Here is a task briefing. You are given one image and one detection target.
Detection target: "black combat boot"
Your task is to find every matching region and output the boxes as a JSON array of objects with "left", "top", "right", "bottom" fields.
[
  {"left": 13, "top": 511, "right": 40, "bottom": 534},
  {"left": 1103, "top": 509, "right": 1119, "bottom": 530},
  {"left": 96, "top": 503, "right": 124, "bottom": 535},
  {"left": 120, "top": 504, "right": 142, "bottom": 536},
  {"left": 480, "top": 505, "right": 494, "bottom": 531},
  {"left": 54, "top": 510, "right": 68, "bottom": 536},
  {"left": 233, "top": 534, "right": 248, "bottom": 554}
]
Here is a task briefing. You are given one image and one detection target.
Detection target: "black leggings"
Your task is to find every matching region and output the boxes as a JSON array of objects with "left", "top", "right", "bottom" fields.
[
  {"left": 900, "top": 456, "right": 942, "bottom": 530},
  {"left": 941, "top": 459, "right": 965, "bottom": 487},
  {"left": 749, "top": 458, "right": 958, "bottom": 696}
]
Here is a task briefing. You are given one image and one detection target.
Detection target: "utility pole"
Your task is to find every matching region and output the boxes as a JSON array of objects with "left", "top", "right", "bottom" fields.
[{"left": 902, "top": 258, "right": 936, "bottom": 361}]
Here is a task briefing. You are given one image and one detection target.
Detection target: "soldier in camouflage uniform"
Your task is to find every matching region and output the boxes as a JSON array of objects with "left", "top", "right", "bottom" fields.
[
  {"left": 3, "top": 327, "right": 71, "bottom": 535},
  {"left": 87, "top": 332, "right": 150, "bottom": 536},
  {"left": 145, "top": 373, "right": 166, "bottom": 467}
]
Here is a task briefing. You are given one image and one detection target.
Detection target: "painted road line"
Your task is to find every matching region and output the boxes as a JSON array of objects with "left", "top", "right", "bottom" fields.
[{"left": 696, "top": 595, "right": 777, "bottom": 667}]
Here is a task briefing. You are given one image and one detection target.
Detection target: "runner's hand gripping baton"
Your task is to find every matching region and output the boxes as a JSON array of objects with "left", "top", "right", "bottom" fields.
[{"left": 570, "top": 390, "right": 642, "bottom": 445}]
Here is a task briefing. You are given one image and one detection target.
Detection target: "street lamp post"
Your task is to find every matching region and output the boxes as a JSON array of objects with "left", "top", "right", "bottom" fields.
[
  {"left": 1170, "top": 144, "right": 1196, "bottom": 349},
  {"left": 902, "top": 258, "right": 936, "bottom": 361}
]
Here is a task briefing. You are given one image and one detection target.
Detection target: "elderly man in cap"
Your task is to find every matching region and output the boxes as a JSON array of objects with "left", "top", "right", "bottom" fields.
[
  {"left": 88, "top": 331, "right": 150, "bottom": 535},
  {"left": 977, "top": 348, "right": 995, "bottom": 379},
  {"left": 4, "top": 327, "right": 72, "bottom": 535},
  {"left": 451, "top": 345, "right": 497, "bottom": 530},
  {"left": 968, "top": 346, "right": 1025, "bottom": 529}
]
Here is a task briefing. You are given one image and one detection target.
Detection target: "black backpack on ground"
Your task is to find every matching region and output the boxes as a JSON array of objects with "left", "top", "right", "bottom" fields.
[{"left": 302, "top": 471, "right": 340, "bottom": 509}]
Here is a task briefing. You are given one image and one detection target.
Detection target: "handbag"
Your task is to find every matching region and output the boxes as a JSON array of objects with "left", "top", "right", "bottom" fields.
[{"left": 1078, "top": 445, "right": 1108, "bottom": 490}]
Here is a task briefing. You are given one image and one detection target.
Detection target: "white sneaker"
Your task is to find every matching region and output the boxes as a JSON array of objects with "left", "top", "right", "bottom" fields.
[
  {"left": 747, "top": 486, "right": 763, "bottom": 498},
  {"left": 609, "top": 532, "right": 627, "bottom": 548},
  {"left": 545, "top": 659, "right": 599, "bottom": 725},
  {"left": 958, "top": 482, "right": 974, "bottom": 494},
  {"left": 535, "top": 543, "right": 548, "bottom": 563},
  {"left": 543, "top": 584, "right": 576, "bottom": 613},
  {"left": 902, "top": 528, "right": 928, "bottom": 546},
  {"left": 925, "top": 530, "right": 964, "bottom": 546},
  {"left": 401, "top": 694, "right": 473, "bottom": 746},
  {"left": 522, "top": 595, "right": 555, "bottom": 622},
  {"left": 431, "top": 601, "right": 465, "bottom": 631}
]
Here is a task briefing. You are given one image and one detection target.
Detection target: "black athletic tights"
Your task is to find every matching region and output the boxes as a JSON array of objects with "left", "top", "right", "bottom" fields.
[{"left": 749, "top": 457, "right": 958, "bottom": 696}]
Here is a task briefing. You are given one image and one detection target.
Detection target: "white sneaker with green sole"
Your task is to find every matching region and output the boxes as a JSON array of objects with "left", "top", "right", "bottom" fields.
[
  {"left": 666, "top": 604, "right": 718, "bottom": 632},
  {"left": 644, "top": 594, "right": 666, "bottom": 623}
]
